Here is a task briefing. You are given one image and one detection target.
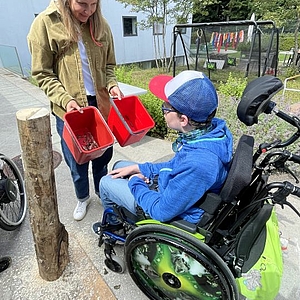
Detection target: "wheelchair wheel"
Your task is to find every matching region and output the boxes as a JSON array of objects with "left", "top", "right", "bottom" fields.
[
  {"left": 105, "top": 254, "right": 126, "bottom": 274},
  {"left": 0, "top": 154, "right": 27, "bottom": 230},
  {"left": 125, "top": 224, "right": 239, "bottom": 300}
]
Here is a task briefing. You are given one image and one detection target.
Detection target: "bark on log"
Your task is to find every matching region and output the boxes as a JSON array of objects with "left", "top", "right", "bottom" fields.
[{"left": 16, "top": 108, "right": 69, "bottom": 281}]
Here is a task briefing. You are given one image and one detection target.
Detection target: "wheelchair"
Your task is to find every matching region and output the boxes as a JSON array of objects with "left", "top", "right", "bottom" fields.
[
  {"left": 0, "top": 153, "right": 27, "bottom": 231},
  {"left": 97, "top": 75, "right": 300, "bottom": 300}
]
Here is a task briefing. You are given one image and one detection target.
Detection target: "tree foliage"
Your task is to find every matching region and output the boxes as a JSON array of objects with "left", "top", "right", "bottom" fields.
[
  {"left": 252, "top": 0, "right": 300, "bottom": 66},
  {"left": 193, "top": 0, "right": 252, "bottom": 23}
]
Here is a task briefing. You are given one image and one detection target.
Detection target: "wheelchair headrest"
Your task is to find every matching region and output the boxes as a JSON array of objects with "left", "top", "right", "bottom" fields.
[
  {"left": 237, "top": 76, "right": 283, "bottom": 126},
  {"left": 220, "top": 134, "right": 254, "bottom": 202}
]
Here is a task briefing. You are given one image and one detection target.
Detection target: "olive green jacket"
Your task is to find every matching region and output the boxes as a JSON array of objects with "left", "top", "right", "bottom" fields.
[{"left": 27, "top": 1, "right": 118, "bottom": 120}]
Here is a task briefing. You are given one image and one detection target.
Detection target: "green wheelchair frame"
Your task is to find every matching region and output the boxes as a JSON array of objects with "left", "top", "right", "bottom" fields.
[{"left": 97, "top": 76, "right": 300, "bottom": 300}]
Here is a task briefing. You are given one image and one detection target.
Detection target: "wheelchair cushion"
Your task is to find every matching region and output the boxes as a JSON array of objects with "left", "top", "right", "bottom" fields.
[
  {"left": 220, "top": 134, "right": 254, "bottom": 203},
  {"left": 237, "top": 75, "right": 283, "bottom": 126}
]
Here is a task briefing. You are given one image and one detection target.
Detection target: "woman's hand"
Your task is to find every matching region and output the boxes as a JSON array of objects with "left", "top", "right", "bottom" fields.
[
  {"left": 110, "top": 86, "right": 124, "bottom": 100},
  {"left": 66, "top": 100, "right": 83, "bottom": 112}
]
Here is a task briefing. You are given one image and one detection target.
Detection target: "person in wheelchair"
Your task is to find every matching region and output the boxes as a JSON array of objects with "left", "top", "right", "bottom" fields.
[{"left": 93, "top": 70, "right": 233, "bottom": 233}]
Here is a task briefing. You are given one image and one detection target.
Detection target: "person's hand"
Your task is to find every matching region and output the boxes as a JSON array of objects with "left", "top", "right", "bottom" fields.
[
  {"left": 110, "top": 86, "right": 124, "bottom": 100},
  {"left": 109, "top": 164, "right": 140, "bottom": 179},
  {"left": 129, "top": 173, "right": 150, "bottom": 183},
  {"left": 66, "top": 100, "right": 83, "bottom": 113}
]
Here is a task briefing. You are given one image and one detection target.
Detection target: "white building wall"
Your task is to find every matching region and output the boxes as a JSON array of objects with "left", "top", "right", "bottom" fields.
[
  {"left": 102, "top": 0, "right": 176, "bottom": 65},
  {"left": 0, "top": 0, "right": 187, "bottom": 76},
  {"left": 0, "top": 0, "right": 50, "bottom": 75}
]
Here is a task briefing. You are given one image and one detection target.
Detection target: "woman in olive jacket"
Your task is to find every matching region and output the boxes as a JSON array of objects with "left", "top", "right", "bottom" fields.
[{"left": 27, "top": 0, "right": 123, "bottom": 221}]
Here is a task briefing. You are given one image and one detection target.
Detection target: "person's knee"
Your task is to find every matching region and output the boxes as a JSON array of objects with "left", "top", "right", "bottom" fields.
[
  {"left": 99, "top": 174, "right": 118, "bottom": 198},
  {"left": 112, "top": 160, "right": 126, "bottom": 170},
  {"left": 112, "top": 160, "right": 136, "bottom": 170},
  {"left": 99, "top": 174, "right": 111, "bottom": 190}
]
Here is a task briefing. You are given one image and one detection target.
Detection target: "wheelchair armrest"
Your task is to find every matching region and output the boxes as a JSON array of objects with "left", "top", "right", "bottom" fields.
[{"left": 169, "top": 219, "right": 197, "bottom": 234}]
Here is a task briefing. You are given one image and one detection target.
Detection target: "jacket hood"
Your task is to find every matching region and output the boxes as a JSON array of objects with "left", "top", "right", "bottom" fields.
[{"left": 182, "top": 118, "right": 233, "bottom": 165}]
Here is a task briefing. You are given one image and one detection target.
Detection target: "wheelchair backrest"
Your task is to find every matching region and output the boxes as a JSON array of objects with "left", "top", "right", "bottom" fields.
[
  {"left": 196, "top": 134, "right": 254, "bottom": 229},
  {"left": 220, "top": 134, "right": 254, "bottom": 203}
]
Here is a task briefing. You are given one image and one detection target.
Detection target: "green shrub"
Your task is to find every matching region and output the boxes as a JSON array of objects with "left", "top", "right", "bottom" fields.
[
  {"left": 217, "top": 92, "right": 298, "bottom": 155},
  {"left": 114, "top": 64, "right": 135, "bottom": 84},
  {"left": 279, "top": 33, "right": 300, "bottom": 51},
  {"left": 285, "top": 65, "right": 299, "bottom": 78},
  {"left": 218, "top": 72, "right": 248, "bottom": 99},
  {"left": 139, "top": 92, "right": 168, "bottom": 139}
]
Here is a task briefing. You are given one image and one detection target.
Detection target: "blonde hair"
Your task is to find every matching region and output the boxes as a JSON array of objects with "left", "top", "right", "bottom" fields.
[{"left": 57, "top": 0, "right": 105, "bottom": 43}]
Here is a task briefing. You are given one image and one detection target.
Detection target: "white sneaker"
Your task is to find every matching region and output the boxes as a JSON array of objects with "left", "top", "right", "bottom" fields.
[{"left": 73, "top": 199, "right": 91, "bottom": 221}]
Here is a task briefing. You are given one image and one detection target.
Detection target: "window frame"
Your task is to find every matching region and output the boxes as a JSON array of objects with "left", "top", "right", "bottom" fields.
[
  {"left": 153, "top": 22, "right": 164, "bottom": 35},
  {"left": 122, "top": 16, "right": 138, "bottom": 37}
]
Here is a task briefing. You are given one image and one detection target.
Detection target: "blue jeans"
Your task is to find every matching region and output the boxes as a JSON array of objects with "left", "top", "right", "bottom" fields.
[
  {"left": 100, "top": 160, "right": 137, "bottom": 219},
  {"left": 56, "top": 115, "right": 113, "bottom": 201}
]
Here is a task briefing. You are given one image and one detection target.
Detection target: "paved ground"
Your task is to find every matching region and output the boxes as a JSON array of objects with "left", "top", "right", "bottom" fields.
[{"left": 0, "top": 68, "right": 300, "bottom": 299}]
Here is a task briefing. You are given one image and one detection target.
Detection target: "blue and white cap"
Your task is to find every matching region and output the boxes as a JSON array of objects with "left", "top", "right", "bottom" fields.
[{"left": 149, "top": 70, "right": 218, "bottom": 122}]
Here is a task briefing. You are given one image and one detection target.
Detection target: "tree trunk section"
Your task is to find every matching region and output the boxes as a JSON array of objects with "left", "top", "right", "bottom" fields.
[{"left": 16, "top": 108, "right": 69, "bottom": 281}]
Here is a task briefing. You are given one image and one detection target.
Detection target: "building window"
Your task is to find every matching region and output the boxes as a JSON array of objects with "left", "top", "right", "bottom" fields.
[
  {"left": 123, "top": 17, "right": 137, "bottom": 36},
  {"left": 153, "top": 22, "right": 164, "bottom": 35}
]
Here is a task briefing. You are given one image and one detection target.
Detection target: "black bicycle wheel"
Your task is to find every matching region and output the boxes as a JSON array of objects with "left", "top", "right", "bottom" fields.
[
  {"left": 125, "top": 224, "right": 239, "bottom": 300},
  {"left": 0, "top": 154, "right": 27, "bottom": 230}
]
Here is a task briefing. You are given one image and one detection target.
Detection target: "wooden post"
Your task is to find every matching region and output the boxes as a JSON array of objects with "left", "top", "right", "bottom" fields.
[{"left": 16, "top": 108, "right": 69, "bottom": 281}]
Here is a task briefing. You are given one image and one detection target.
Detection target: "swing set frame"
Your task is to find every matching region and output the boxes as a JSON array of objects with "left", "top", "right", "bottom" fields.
[{"left": 171, "top": 20, "right": 279, "bottom": 79}]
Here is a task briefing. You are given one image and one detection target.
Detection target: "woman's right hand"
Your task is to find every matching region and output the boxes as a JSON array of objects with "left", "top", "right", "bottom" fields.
[{"left": 66, "top": 100, "right": 83, "bottom": 112}]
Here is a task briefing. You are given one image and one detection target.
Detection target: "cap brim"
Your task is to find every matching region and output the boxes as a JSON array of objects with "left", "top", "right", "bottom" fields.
[{"left": 148, "top": 75, "right": 173, "bottom": 102}]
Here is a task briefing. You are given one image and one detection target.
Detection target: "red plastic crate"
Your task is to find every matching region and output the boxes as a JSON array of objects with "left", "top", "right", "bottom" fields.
[
  {"left": 108, "top": 96, "right": 155, "bottom": 147},
  {"left": 63, "top": 106, "right": 114, "bottom": 164}
]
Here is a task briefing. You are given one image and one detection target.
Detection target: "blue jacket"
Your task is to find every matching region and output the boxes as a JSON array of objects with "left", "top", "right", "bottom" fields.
[{"left": 128, "top": 118, "right": 233, "bottom": 224}]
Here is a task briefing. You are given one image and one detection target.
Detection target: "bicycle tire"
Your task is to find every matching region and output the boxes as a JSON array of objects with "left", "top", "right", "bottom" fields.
[{"left": 0, "top": 154, "right": 27, "bottom": 230}]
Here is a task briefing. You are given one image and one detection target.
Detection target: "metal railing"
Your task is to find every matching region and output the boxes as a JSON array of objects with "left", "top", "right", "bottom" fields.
[
  {"left": 0, "top": 44, "right": 25, "bottom": 78},
  {"left": 283, "top": 74, "right": 300, "bottom": 96}
]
